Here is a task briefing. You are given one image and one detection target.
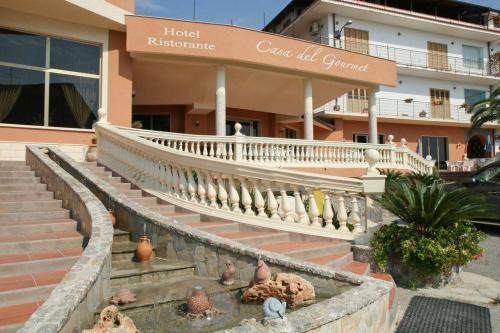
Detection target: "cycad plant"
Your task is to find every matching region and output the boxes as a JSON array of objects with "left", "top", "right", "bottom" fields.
[
  {"left": 377, "top": 180, "right": 496, "bottom": 235},
  {"left": 467, "top": 84, "right": 500, "bottom": 130}
]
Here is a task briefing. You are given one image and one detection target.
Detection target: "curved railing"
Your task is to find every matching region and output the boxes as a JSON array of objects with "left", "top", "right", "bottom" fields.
[
  {"left": 116, "top": 126, "right": 434, "bottom": 174},
  {"left": 97, "top": 124, "right": 387, "bottom": 240}
]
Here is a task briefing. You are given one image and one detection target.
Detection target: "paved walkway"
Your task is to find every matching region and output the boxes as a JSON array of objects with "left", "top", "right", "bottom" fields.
[{"left": 395, "top": 229, "right": 500, "bottom": 332}]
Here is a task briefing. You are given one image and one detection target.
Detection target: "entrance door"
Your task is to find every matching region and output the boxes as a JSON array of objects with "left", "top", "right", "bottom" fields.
[
  {"left": 427, "top": 42, "right": 449, "bottom": 70},
  {"left": 430, "top": 89, "right": 451, "bottom": 119},
  {"left": 226, "top": 119, "right": 259, "bottom": 136},
  {"left": 421, "top": 136, "right": 449, "bottom": 169}
]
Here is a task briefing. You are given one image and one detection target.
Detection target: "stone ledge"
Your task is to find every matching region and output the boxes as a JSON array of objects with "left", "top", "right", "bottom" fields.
[
  {"left": 19, "top": 146, "right": 114, "bottom": 333},
  {"left": 47, "top": 147, "right": 395, "bottom": 333}
]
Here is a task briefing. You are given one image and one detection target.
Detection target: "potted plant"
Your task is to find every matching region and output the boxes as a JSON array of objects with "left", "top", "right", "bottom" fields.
[
  {"left": 433, "top": 98, "right": 443, "bottom": 105},
  {"left": 370, "top": 172, "right": 495, "bottom": 288},
  {"left": 460, "top": 102, "right": 470, "bottom": 109}
]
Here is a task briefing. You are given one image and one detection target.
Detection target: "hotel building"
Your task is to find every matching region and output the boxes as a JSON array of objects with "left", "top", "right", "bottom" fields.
[{"left": 265, "top": 0, "right": 500, "bottom": 168}]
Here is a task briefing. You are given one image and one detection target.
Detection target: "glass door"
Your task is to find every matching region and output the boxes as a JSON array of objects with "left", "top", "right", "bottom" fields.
[{"left": 421, "top": 136, "right": 448, "bottom": 169}]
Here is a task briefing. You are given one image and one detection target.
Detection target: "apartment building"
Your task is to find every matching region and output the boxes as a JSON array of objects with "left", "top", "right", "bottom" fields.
[{"left": 265, "top": 0, "right": 500, "bottom": 168}]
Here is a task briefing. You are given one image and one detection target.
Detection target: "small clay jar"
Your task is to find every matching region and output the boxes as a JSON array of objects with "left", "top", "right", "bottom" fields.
[
  {"left": 186, "top": 286, "right": 210, "bottom": 315},
  {"left": 136, "top": 236, "right": 153, "bottom": 263},
  {"left": 254, "top": 259, "right": 272, "bottom": 285},
  {"left": 220, "top": 260, "right": 236, "bottom": 286},
  {"left": 108, "top": 209, "right": 116, "bottom": 227}
]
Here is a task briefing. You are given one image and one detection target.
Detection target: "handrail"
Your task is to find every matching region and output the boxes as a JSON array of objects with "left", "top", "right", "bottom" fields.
[
  {"left": 116, "top": 126, "right": 435, "bottom": 174},
  {"left": 314, "top": 36, "right": 500, "bottom": 78},
  {"left": 96, "top": 124, "right": 388, "bottom": 239}
]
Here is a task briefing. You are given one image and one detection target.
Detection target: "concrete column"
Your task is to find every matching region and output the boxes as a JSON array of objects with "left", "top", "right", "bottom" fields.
[
  {"left": 368, "top": 87, "right": 379, "bottom": 144},
  {"left": 304, "top": 78, "right": 314, "bottom": 141},
  {"left": 215, "top": 65, "right": 226, "bottom": 136}
]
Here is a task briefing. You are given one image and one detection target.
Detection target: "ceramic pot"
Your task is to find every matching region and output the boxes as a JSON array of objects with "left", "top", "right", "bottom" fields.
[
  {"left": 254, "top": 259, "right": 271, "bottom": 285},
  {"left": 136, "top": 236, "right": 153, "bottom": 263},
  {"left": 186, "top": 286, "right": 210, "bottom": 315},
  {"left": 220, "top": 260, "right": 236, "bottom": 286},
  {"left": 108, "top": 209, "right": 116, "bottom": 227}
]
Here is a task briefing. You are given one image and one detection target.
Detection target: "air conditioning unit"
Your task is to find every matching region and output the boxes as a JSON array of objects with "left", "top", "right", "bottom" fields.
[{"left": 309, "top": 21, "right": 320, "bottom": 35}]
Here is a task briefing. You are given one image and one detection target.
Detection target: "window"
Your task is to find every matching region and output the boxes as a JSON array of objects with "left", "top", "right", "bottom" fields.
[
  {"left": 347, "top": 88, "right": 368, "bottom": 113},
  {"left": 464, "top": 89, "right": 486, "bottom": 107},
  {"left": 285, "top": 127, "right": 297, "bottom": 139},
  {"left": 226, "top": 119, "right": 259, "bottom": 136},
  {"left": 420, "top": 136, "right": 448, "bottom": 170},
  {"left": 427, "top": 42, "right": 448, "bottom": 70},
  {"left": 0, "top": 28, "right": 101, "bottom": 129},
  {"left": 344, "top": 28, "right": 369, "bottom": 54},
  {"left": 353, "top": 133, "right": 385, "bottom": 144},
  {"left": 132, "top": 114, "right": 170, "bottom": 132},
  {"left": 462, "top": 45, "right": 483, "bottom": 70}
]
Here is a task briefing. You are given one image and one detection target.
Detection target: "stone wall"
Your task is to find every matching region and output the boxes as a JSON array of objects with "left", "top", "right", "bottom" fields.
[
  {"left": 47, "top": 146, "right": 397, "bottom": 333},
  {"left": 20, "top": 146, "right": 114, "bottom": 333}
]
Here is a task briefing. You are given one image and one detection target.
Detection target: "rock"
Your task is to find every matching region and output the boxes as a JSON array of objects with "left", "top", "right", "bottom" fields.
[
  {"left": 110, "top": 288, "right": 137, "bottom": 305},
  {"left": 83, "top": 305, "right": 140, "bottom": 333},
  {"left": 242, "top": 273, "right": 315, "bottom": 307}
]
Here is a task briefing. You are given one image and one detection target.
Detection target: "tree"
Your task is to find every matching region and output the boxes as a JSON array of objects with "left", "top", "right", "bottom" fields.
[{"left": 467, "top": 84, "right": 500, "bottom": 131}]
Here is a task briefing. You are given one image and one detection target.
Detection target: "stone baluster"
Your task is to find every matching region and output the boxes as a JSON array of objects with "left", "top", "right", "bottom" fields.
[
  {"left": 280, "top": 189, "right": 295, "bottom": 223},
  {"left": 265, "top": 184, "right": 280, "bottom": 220},
  {"left": 195, "top": 142, "right": 201, "bottom": 155},
  {"left": 239, "top": 178, "right": 254, "bottom": 215},
  {"left": 247, "top": 143, "right": 254, "bottom": 161},
  {"left": 253, "top": 144, "right": 259, "bottom": 162},
  {"left": 171, "top": 165, "right": 180, "bottom": 197},
  {"left": 210, "top": 143, "right": 215, "bottom": 157},
  {"left": 178, "top": 167, "right": 188, "bottom": 200},
  {"left": 323, "top": 192, "right": 334, "bottom": 229},
  {"left": 350, "top": 194, "right": 362, "bottom": 233},
  {"left": 307, "top": 189, "right": 321, "bottom": 227},
  {"left": 336, "top": 192, "right": 349, "bottom": 232},
  {"left": 221, "top": 143, "right": 227, "bottom": 159},
  {"left": 228, "top": 177, "right": 242, "bottom": 213},
  {"left": 202, "top": 142, "right": 208, "bottom": 156},
  {"left": 163, "top": 163, "right": 173, "bottom": 194},
  {"left": 228, "top": 143, "right": 234, "bottom": 160},
  {"left": 263, "top": 144, "right": 269, "bottom": 162},
  {"left": 196, "top": 170, "right": 207, "bottom": 205},
  {"left": 293, "top": 188, "right": 308, "bottom": 224},
  {"left": 252, "top": 181, "right": 266, "bottom": 217},
  {"left": 187, "top": 168, "right": 197, "bottom": 202},
  {"left": 217, "top": 176, "right": 229, "bottom": 211},
  {"left": 206, "top": 172, "right": 217, "bottom": 208}
]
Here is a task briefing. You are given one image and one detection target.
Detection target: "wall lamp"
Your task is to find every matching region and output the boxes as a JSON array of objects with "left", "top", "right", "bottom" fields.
[{"left": 334, "top": 20, "right": 352, "bottom": 48}]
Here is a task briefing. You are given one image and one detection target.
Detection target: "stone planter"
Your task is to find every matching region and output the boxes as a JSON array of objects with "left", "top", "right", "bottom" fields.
[{"left": 387, "top": 256, "right": 462, "bottom": 288}]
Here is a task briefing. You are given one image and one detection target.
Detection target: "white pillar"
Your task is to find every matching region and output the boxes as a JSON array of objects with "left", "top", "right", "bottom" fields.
[
  {"left": 368, "top": 87, "right": 379, "bottom": 144},
  {"left": 304, "top": 78, "right": 314, "bottom": 141},
  {"left": 216, "top": 65, "right": 226, "bottom": 136}
]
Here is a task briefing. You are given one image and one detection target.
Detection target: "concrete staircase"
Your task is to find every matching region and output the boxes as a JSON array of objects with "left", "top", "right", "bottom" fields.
[
  {"left": 0, "top": 161, "right": 84, "bottom": 333},
  {"left": 82, "top": 162, "right": 371, "bottom": 276}
]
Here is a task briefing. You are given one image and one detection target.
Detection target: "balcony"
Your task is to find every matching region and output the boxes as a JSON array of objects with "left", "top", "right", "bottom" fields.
[
  {"left": 322, "top": 96, "right": 473, "bottom": 123},
  {"left": 314, "top": 37, "right": 500, "bottom": 79}
]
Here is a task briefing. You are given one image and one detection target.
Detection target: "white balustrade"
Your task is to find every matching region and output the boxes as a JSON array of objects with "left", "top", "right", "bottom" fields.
[{"left": 96, "top": 124, "right": 392, "bottom": 240}]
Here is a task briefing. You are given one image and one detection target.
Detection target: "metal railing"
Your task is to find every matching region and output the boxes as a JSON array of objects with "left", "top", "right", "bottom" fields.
[
  {"left": 322, "top": 95, "right": 472, "bottom": 122},
  {"left": 314, "top": 36, "right": 500, "bottom": 78}
]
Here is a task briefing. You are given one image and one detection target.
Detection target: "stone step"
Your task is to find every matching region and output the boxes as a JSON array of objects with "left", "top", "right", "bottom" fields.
[
  {"left": 130, "top": 197, "right": 158, "bottom": 205},
  {"left": 0, "top": 184, "right": 47, "bottom": 192},
  {"left": 341, "top": 261, "right": 370, "bottom": 276},
  {"left": 164, "top": 212, "right": 200, "bottom": 223},
  {"left": 103, "top": 176, "right": 122, "bottom": 185},
  {"left": 92, "top": 170, "right": 113, "bottom": 178},
  {"left": 187, "top": 220, "right": 239, "bottom": 233},
  {"left": 120, "top": 189, "right": 144, "bottom": 198},
  {"left": 256, "top": 241, "right": 351, "bottom": 261},
  {"left": 0, "top": 301, "right": 42, "bottom": 330},
  {"left": 113, "top": 229, "right": 131, "bottom": 243},
  {"left": 110, "top": 258, "right": 195, "bottom": 287},
  {"left": 0, "top": 165, "right": 30, "bottom": 171},
  {"left": 0, "top": 191, "right": 54, "bottom": 202},
  {"left": 0, "top": 218, "right": 76, "bottom": 227},
  {"left": 216, "top": 230, "right": 290, "bottom": 246},
  {"left": 0, "top": 209, "right": 70, "bottom": 223},
  {"left": 0, "top": 234, "right": 83, "bottom": 255},
  {"left": 112, "top": 182, "right": 132, "bottom": 191},
  {"left": 0, "top": 177, "right": 40, "bottom": 184},
  {"left": 305, "top": 252, "right": 354, "bottom": 271},
  {"left": 0, "top": 161, "right": 26, "bottom": 166},
  {"left": 112, "top": 241, "right": 156, "bottom": 262},
  {"left": 0, "top": 171, "right": 34, "bottom": 177},
  {"left": 147, "top": 204, "right": 176, "bottom": 215},
  {"left": 0, "top": 200, "right": 62, "bottom": 213},
  {"left": 0, "top": 219, "right": 76, "bottom": 236},
  {"left": 0, "top": 255, "right": 79, "bottom": 278}
]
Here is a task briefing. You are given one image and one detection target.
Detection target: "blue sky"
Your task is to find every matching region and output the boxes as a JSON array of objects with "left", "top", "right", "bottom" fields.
[{"left": 135, "top": 0, "right": 499, "bottom": 30}]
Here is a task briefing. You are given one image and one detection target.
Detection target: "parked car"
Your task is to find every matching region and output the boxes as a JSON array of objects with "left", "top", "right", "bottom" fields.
[{"left": 460, "top": 161, "right": 500, "bottom": 225}]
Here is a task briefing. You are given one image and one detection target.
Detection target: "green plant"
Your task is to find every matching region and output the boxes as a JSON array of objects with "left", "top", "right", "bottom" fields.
[
  {"left": 467, "top": 84, "right": 500, "bottom": 132},
  {"left": 407, "top": 171, "right": 442, "bottom": 186}
]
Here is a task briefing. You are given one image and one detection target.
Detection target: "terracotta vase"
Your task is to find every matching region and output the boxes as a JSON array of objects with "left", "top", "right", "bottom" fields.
[
  {"left": 186, "top": 286, "right": 210, "bottom": 315},
  {"left": 136, "top": 236, "right": 153, "bottom": 263},
  {"left": 220, "top": 260, "right": 236, "bottom": 286},
  {"left": 253, "top": 259, "right": 271, "bottom": 285},
  {"left": 108, "top": 209, "right": 116, "bottom": 227}
]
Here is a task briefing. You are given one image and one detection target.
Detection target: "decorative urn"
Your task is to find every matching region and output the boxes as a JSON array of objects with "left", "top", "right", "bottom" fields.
[
  {"left": 220, "top": 260, "right": 236, "bottom": 286},
  {"left": 253, "top": 259, "right": 272, "bottom": 285},
  {"left": 186, "top": 286, "right": 211, "bottom": 315},
  {"left": 136, "top": 235, "right": 153, "bottom": 263}
]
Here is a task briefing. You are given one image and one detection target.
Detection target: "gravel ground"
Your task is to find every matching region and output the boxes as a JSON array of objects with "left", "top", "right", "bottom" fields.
[{"left": 395, "top": 226, "right": 500, "bottom": 333}]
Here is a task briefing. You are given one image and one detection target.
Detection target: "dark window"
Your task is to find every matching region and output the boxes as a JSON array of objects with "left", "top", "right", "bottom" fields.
[
  {"left": 0, "top": 65, "right": 44, "bottom": 126},
  {"left": 285, "top": 128, "right": 297, "bottom": 139},
  {"left": 0, "top": 28, "right": 46, "bottom": 67},
  {"left": 420, "top": 136, "right": 448, "bottom": 169},
  {"left": 464, "top": 89, "right": 486, "bottom": 106},
  {"left": 49, "top": 74, "right": 99, "bottom": 129},
  {"left": 50, "top": 38, "right": 100, "bottom": 74},
  {"left": 132, "top": 114, "right": 171, "bottom": 132},
  {"left": 353, "top": 133, "right": 385, "bottom": 144},
  {"left": 226, "top": 120, "right": 259, "bottom": 136}
]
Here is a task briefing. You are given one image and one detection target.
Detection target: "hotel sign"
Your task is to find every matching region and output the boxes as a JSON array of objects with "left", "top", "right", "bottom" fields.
[{"left": 126, "top": 16, "right": 396, "bottom": 87}]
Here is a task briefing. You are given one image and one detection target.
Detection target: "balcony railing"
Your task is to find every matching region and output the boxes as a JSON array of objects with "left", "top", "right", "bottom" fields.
[
  {"left": 314, "top": 36, "right": 500, "bottom": 78},
  {"left": 322, "top": 95, "right": 473, "bottom": 122}
]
